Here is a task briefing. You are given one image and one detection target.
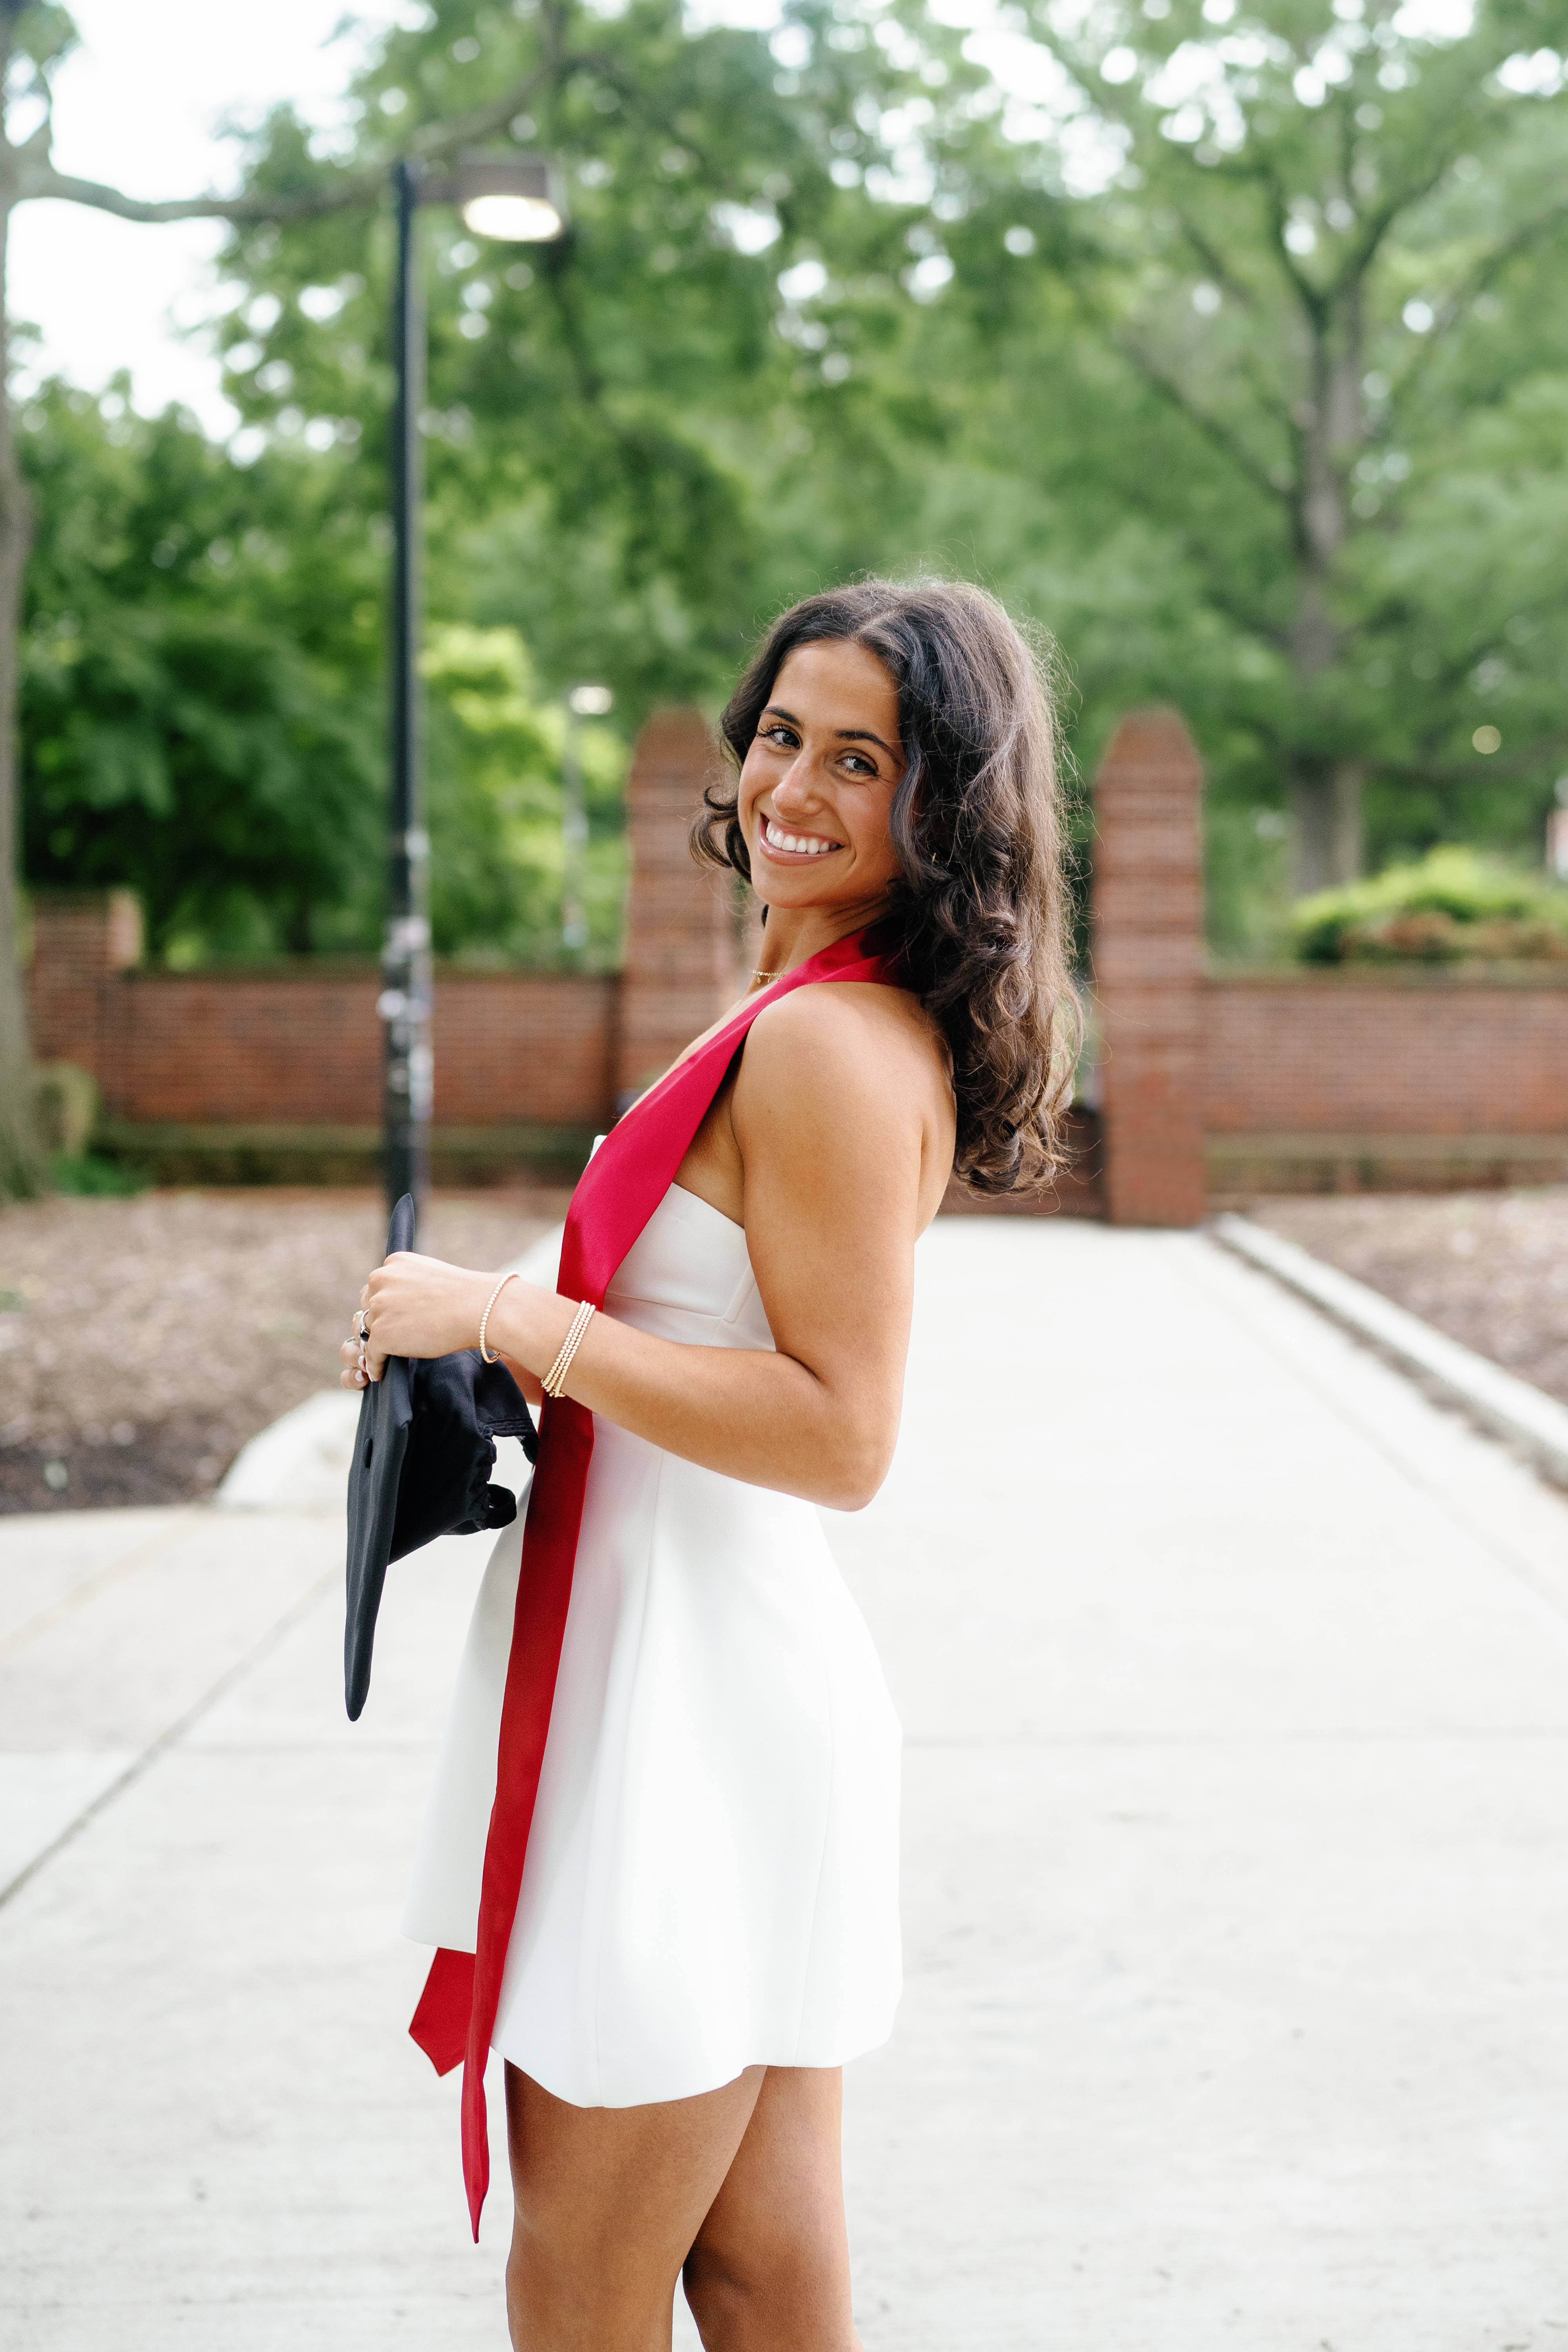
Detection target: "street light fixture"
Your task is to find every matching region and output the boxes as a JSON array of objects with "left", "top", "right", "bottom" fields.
[{"left": 381, "top": 152, "right": 568, "bottom": 1215}]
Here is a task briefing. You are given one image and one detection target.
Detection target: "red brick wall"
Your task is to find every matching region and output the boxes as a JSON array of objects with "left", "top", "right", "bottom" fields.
[
  {"left": 1091, "top": 708, "right": 1208, "bottom": 1225},
  {"left": 96, "top": 971, "right": 380, "bottom": 1126},
  {"left": 75, "top": 967, "right": 617, "bottom": 1129},
  {"left": 1204, "top": 970, "right": 1568, "bottom": 1135},
  {"left": 26, "top": 706, "right": 1568, "bottom": 1203},
  {"left": 617, "top": 708, "right": 737, "bottom": 1100},
  {"left": 433, "top": 974, "right": 617, "bottom": 1127},
  {"left": 27, "top": 889, "right": 142, "bottom": 1083},
  {"left": 26, "top": 892, "right": 617, "bottom": 1137}
]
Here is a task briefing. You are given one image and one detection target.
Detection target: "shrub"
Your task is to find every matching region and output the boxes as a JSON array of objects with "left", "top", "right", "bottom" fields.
[
  {"left": 51, "top": 1152, "right": 148, "bottom": 1198},
  {"left": 1292, "top": 848, "right": 1568, "bottom": 965}
]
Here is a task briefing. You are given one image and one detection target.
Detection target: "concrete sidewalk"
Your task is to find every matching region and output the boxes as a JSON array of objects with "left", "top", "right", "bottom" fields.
[{"left": 5, "top": 1221, "right": 1568, "bottom": 2348}]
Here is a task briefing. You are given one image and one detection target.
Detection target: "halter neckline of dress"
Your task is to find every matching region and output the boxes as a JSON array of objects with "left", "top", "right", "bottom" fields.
[{"left": 408, "top": 922, "right": 907, "bottom": 2235}]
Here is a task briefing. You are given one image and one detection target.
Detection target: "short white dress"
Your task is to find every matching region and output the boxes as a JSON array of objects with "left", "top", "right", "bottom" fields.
[{"left": 402, "top": 1181, "right": 904, "bottom": 2109}]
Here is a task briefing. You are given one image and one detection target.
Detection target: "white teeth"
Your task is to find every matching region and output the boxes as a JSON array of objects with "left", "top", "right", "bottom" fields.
[{"left": 765, "top": 818, "right": 838, "bottom": 856}]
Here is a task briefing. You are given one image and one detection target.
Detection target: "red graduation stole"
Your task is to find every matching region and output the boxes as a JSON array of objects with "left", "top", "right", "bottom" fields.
[{"left": 408, "top": 924, "right": 901, "bottom": 2237}]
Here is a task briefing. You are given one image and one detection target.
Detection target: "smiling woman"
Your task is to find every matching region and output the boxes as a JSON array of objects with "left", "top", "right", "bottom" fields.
[
  {"left": 343, "top": 573, "right": 1076, "bottom": 2352},
  {"left": 697, "top": 575, "right": 1080, "bottom": 1194}
]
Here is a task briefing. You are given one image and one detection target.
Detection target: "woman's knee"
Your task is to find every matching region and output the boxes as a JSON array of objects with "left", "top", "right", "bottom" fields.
[
  {"left": 684, "top": 2244, "right": 789, "bottom": 2352},
  {"left": 682, "top": 2236, "right": 856, "bottom": 2352},
  {"left": 682, "top": 2246, "right": 748, "bottom": 2351}
]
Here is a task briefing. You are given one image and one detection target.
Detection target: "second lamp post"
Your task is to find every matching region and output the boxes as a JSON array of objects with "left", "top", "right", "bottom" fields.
[{"left": 381, "top": 151, "right": 566, "bottom": 1214}]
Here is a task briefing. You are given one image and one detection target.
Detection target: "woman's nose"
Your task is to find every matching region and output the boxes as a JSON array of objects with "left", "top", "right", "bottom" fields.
[{"left": 771, "top": 758, "right": 821, "bottom": 811}]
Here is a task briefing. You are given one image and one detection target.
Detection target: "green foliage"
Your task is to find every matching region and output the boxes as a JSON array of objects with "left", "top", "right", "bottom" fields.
[
  {"left": 14, "top": 378, "right": 637, "bottom": 971},
  {"left": 18, "top": 0, "right": 1568, "bottom": 973},
  {"left": 423, "top": 624, "right": 626, "bottom": 965},
  {"left": 209, "top": 0, "right": 927, "bottom": 715},
  {"left": 18, "top": 379, "right": 384, "bottom": 959},
  {"left": 897, "top": 0, "right": 1568, "bottom": 901},
  {"left": 1206, "top": 802, "right": 1294, "bottom": 963},
  {"left": 51, "top": 1151, "right": 147, "bottom": 1197},
  {"left": 1293, "top": 847, "right": 1568, "bottom": 962}
]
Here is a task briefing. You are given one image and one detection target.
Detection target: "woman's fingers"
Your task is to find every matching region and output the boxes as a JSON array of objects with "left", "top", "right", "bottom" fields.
[
  {"left": 359, "top": 1254, "right": 492, "bottom": 1363},
  {"left": 341, "top": 1254, "right": 493, "bottom": 1386},
  {"left": 338, "top": 1331, "right": 385, "bottom": 1390}
]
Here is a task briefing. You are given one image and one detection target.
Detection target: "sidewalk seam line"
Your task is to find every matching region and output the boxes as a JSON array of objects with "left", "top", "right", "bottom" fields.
[
  {"left": 0, "top": 1508, "right": 203, "bottom": 1664},
  {"left": 0, "top": 1552, "right": 341, "bottom": 1915}
]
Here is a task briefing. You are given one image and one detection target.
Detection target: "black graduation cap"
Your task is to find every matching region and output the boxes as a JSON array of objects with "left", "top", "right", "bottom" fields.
[{"left": 344, "top": 1192, "right": 538, "bottom": 1720}]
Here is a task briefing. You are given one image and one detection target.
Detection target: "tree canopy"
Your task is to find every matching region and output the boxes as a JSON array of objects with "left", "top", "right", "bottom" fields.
[
  {"left": 16, "top": 0, "right": 1568, "bottom": 965},
  {"left": 19, "top": 377, "right": 381, "bottom": 956}
]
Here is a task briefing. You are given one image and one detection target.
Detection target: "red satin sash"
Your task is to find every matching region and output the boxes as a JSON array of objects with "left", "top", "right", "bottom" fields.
[{"left": 409, "top": 924, "right": 902, "bottom": 2236}]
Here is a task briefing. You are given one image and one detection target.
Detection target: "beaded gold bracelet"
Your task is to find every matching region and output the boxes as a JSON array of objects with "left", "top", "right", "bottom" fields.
[
  {"left": 477, "top": 1271, "right": 520, "bottom": 1364},
  {"left": 542, "top": 1299, "right": 596, "bottom": 1399}
]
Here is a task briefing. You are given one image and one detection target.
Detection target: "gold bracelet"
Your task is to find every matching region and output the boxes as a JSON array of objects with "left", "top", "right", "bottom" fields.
[
  {"left": 477, "top": 1271, "right": 520, "bottom": 1364},
  {"left": 542, "top": 1299, "right": 596, "bottom": 1399}
]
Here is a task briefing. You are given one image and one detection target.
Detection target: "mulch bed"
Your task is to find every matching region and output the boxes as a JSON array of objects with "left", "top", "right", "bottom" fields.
[
  {"left": 8, "top": 1180, "right": 1566, "bottom": 1517},
  {"left": 1247, "top": 1186, "right": 1568, "bottom": 1411},
  {"left": 0, "top": 1187, "right": 568, "bottom": 1515}
]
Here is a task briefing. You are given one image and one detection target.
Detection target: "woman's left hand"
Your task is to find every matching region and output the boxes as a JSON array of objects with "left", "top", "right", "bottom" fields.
[{"left": 350, "top": 1252, "right": 494, "bottom": 1383}]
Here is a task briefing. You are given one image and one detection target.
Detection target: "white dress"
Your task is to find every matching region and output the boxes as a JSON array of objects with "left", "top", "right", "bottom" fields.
[{"left": 402, "top": 1182, "right": 903, "bottom": 2109}]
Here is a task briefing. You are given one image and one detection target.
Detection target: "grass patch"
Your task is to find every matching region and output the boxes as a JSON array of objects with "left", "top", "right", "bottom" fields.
[{"left": 51, "top": 1151, "right": 149, "bottom": 1198}]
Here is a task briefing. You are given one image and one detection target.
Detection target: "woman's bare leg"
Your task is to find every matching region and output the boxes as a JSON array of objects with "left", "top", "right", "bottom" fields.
[
  {"left": 504, "top": 2061, "right": 765, "bottom": 2352},
  {"left": 682, "top": 2067, "right": 862, "bottom": 2352}
]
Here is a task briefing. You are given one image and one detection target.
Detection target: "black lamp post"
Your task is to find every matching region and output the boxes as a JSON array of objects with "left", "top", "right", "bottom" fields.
[
  {"left": 381, "top": 152, "right": 567, "bottom": 1214},
  {"left": 562, "top": 683, "right": 612, "bottom": 956}
]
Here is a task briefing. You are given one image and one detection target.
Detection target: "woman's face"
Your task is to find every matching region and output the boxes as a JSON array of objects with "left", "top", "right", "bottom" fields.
[{"left": 738, "top": 637, "right": 907, "bottom": 919}]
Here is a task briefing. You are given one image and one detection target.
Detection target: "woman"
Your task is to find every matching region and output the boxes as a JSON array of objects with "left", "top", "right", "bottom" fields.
[{"left": 343, "top": 577, "right": 1076, "bottom": 2350}]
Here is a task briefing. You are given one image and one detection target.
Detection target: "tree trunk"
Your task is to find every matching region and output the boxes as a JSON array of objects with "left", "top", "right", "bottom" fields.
[
  {"left": 1289, "top": 756, "right": 1364, "bottom": 895},
  {"left": 1285, "top": 298, "right": 1366, "bottom": 897},
  {"left": 0, "top": 55, "right": 43, "bottom": 1195}
]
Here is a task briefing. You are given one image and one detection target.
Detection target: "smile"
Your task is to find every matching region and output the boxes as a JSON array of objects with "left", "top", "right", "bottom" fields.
[{"left": 762, "top": 817, "right": 842, "bottom": 858}]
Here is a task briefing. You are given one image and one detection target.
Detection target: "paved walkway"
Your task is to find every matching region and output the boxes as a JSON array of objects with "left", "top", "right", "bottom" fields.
[{"left": 5, "top": 1222, "right": 1568, "bottom": 2349}]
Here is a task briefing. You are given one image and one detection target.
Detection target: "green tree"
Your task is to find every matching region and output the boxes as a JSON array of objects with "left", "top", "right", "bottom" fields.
[
  {"left": 204, "top": 0, "right": 937, "bottom": 713},
  {"left": 20, "top": 379, "right": 383, "bottom": 956},
  {"left": 0, "top": 0, "right": 933, "bottom": 1187},
  {"left": 421, "top": 622, "right": 626, "bottom": 964},
  {"left": 883, "top": 0, "right": 1568, "bottom": 900},
  {"left": 12, "top": 0, "right": 1568, "bottom": 1058},
  {"left": 0, "top": 0, "right": 611, "bottom": 1185}
]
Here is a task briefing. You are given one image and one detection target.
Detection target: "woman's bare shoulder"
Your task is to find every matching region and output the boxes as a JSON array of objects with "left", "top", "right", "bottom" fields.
[{"left": 738, "top": 978, "right": 952, "bottom": 1131}]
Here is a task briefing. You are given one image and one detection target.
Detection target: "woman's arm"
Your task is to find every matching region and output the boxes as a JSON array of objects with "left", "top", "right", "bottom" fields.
[{"left": 347, "top": 987, "right": 937, "bottom": 1511}]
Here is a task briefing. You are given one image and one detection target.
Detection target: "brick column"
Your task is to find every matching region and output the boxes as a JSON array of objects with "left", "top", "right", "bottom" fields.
[
  {"left": 1091, "top": 709, "right": 1207, "bottom": 1227},
  {"left": 616, "top": 709, "right": 737, "bottom": 1103},
  {"left": 26, "top": 889, "right": 142, "bottom": 1090}
]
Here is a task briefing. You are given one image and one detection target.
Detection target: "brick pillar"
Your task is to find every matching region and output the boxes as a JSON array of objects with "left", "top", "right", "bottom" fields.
[
  {"left": 26, "top": 889, "right": 142, "bottom": 1089},
  {"left": 1091, "top": 709, "right": 1207, "bottom": 1227},
  {"left": 616, "top": 709, "right": 737, "bottom": 1103}
]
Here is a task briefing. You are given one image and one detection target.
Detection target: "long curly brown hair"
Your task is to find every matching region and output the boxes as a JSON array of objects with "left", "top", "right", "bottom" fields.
[{"left": 692, "top": 577, "right": 1080, "bottom": 1195}]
